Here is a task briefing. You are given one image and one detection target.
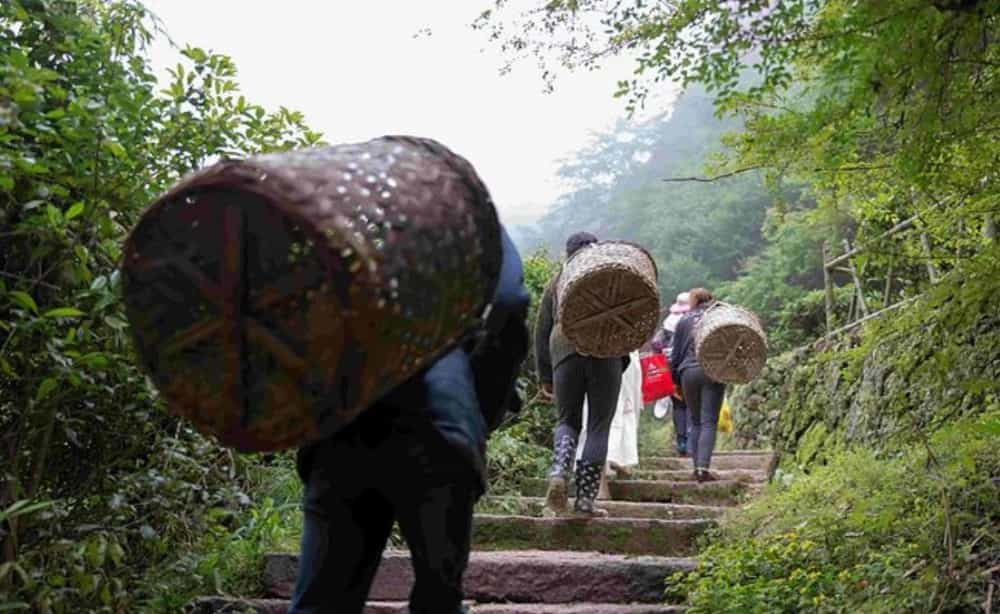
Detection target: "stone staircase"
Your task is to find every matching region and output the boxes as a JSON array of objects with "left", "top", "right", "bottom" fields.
[{"left": 190, "top": 450, "right": 774, "bottom": 613}]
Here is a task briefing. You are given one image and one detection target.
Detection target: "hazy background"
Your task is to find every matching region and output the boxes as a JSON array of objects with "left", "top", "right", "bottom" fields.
[{"left": 144, "top": 0, "right": 677, "bottom": 227}]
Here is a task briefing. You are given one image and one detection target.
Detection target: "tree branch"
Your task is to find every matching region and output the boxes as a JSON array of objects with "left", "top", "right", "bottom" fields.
[
  {"left": 662, "top": 165, "right": 764, "bottom": 182},
  {"left": 662, "top": 163, "right": 891, "bottom": 182}
]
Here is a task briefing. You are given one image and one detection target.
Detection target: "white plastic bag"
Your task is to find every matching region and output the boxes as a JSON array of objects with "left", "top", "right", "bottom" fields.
[{"left": 653, "top": 396, "right": 672, "bottom": 420}]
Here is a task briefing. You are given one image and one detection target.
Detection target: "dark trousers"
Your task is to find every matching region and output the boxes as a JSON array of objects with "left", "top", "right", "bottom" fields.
[
  {"left": 553, "top": 354, "right": 623, "bottom": 465},
  {"left": 672, "top": 398, "right": 688, "bottom": 451},
  {"left": 680, "top": 365, "right": 726, "bottom": 470},
  {"left": 290, "top": 403, "right": 477, "bottom": 614}
]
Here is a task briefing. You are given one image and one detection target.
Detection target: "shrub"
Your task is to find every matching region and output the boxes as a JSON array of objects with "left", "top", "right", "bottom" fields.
[{"left": 669, "top": 412, "right": 1000, "bottom": 613}]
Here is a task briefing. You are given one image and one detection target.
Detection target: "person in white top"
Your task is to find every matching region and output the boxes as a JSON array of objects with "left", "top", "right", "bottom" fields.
[{"left": 575, "top": 349, "right": 642, "bottom": 499}]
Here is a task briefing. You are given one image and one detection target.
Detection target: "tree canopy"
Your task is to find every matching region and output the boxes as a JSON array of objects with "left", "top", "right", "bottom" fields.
[
  {"left": 483, "top": 0, "right": 999, "bottom": 344},
  {"left": 1, "top": 1, "right": 322, "bottom": 609}
]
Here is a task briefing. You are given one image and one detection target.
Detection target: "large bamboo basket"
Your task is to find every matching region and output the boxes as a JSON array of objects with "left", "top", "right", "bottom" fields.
[
  {"left": 557, "top": 241, "right": 660, "bottom": 358},
  {"left": 694, "top": 302, "right": 768, "bottom": 384},
  {"left": 121, "top": 136, "right": 502, "bottom": 452}
]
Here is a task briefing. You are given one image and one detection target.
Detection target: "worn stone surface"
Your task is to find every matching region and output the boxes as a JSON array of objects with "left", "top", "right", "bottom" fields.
[
  {"left": 480, "top": 496, "right": 729, "bottom": 520},
  {"left": 190, "top": 447, "right": 780, "bottom": 612},
  {"left": 471, "top": 514, "right": 712, "bottom": 556},
  {"left": 264, "top": 550, "right": 695, "bottom": 602},
  {"left": 640, "top": 454, "right": 773, "bottom": 471},
  {"left": 523, "top": 478, "right": 744, "bottom": 506},
  {"left": 391, "top": 604, "right": 685, "bottom": 613},
  {"left": 607, "top": 480, "right": 743, "bottom": 505},
  {"left": 192, "top": 598, "right": 685, "bottom": 613},
  {"left": 629, "top": 469, "right": 768, "bottom": 483}
]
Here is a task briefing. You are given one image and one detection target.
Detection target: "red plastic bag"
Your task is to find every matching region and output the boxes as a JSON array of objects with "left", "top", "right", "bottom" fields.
[{"left": 641, "top": 352, "right": 674, "bottom": 404}]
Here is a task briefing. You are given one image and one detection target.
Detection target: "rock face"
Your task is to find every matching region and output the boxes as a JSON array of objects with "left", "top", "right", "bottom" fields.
[{"left": 728, "top": 288, "right": 1000, "bottom": 470}]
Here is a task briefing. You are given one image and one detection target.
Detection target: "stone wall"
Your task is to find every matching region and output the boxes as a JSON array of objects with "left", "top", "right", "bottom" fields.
[{"left": 728, "top": 255, "right": 1000, "bottom": 471}]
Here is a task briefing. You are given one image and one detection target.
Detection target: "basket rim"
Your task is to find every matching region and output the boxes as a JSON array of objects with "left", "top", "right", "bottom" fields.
[{"left": 562, "top": 239, "right": 659, "bottom": 279}]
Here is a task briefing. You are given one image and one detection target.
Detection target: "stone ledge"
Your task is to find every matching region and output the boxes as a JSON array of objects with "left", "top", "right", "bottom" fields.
[
  {"left": 264, "top": 550, "right": 696, "bottom": 602},
  {"left": 189, "top": 598, "right": 686, "bottom": 614}
]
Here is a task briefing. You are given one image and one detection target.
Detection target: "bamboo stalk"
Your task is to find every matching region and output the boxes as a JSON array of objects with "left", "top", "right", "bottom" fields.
[
  {"left": 920, "top": 233, "right": 939, "bottom": 283},
  {"left": 843, "top": 239, "right": 870, "bottom": 317},
  {"left": 822, "top": 241, "right": 835, "bottom": 334},
  {"left": 883, "top": 255, "right": 895, "bottom": 308},
  {"left": 824, "top": 215, "right": 918, "bottom": 268}
]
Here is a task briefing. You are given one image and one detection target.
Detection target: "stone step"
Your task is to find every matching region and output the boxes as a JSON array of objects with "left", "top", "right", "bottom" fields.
[
  {"left": 188, "top": 598, "right": 684, "bottom": 613},
  {"left": 371, "top": 603, "right": 686, "bottom": 613},
  {"left": 479, "top": 496, "right": 729, "bottom": 520},
  {"left": 640, "top": 453, "right": 773, "bottom": 471},
  {"left": 471, "top": 515, "right": 711, "bottom": 556},
  {"left": 627, "top": 468, "right": 768, "bottom": 483},
  {"left": 263, "top": 550, "right": 695, "bottom": 603},
  {"left": 522, "top": 478, "right": 744, "bottom": 506},
  {"left": 691, "top": 449, "right": 772, "bottom": 455}
]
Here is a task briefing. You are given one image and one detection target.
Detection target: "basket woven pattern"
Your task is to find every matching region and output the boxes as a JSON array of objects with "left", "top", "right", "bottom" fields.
[
  {"left": 121, "top": 136, "right": 502, "bottom": 452},
  {"left": 694, "top": 303, "right": 768, "bottom": 384},
  {"left": 557, "top": 241, "right": 660, "bottom": 358}
]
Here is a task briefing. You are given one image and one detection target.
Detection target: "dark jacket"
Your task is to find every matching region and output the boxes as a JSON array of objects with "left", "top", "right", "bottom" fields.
[
  {"left": 533, "top": 273, "right": 577, "bottom": 386},
  {"left": 670, "top": 305, "right": 709, "bottom": 385},
  {"left": 467, "top": 226, "right": 531, "bottom": 431}
]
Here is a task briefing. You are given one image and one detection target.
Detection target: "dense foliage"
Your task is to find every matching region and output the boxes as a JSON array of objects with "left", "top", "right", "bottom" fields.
[
  {"left": 0, "top": 1, "right": 320, "bottom": 610},
  {"left": 668, "top": 411, "right": 1000, "bottom": 613},
  {"left": 481, "top": 0, "right": 999, "bottom": 347},
  {"left": 704, "top": 204, "right": 1000, "bottom": 613},
  {"left": 731, "top": 241, "right": 1000, "bottom": 463},
  {"left": 479, "top": 2, "right": 1000, "bottom": 610},
  {"left": 2, "top": 0, "right": 998, "bottom": 611}
]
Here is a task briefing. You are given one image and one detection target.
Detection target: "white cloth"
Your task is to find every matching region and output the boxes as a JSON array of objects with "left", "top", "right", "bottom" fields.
[
  {"left": 653, "top": 396, "right": 672, "bottom": 419},
  {"left": 663, "top": 313, "right": 683, "bottom": 333},
  {"left": 576, "top": 351, "right": 642, "bottom": 468}
]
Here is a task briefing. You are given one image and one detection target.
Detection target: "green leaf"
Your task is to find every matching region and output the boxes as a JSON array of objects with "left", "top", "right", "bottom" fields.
[
  {"left": 0, "top": 358, "right": 16, "bottom": 378},
  {"left": 65, "top": 201, "right": 85, "bottom": 220},
  {"left": 35, "top": 377, "right": 59, "bottom": 401},
  {"left": 101, "top": 139, "right": 127, "bottom": 160},
  {"left": 104, "top": 315, "right": 128, "bottom": 330},
  {"left": 0, "top": 499, "right": 54, "bottom": 523},
  {"left": 8, "top": 290, "right": 38, "bottom": 314},
  {"left": 108, "top": 540, "right": 125, "bottom": 566},
  {"left": 43, "top": 307, "right": 85, "bottom": 318},
  {"left": 46, "top": 203, "right": 63, "bottom": 226}
]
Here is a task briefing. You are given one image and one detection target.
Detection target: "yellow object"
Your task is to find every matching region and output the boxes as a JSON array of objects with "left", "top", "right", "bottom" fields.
[{"left": 718, "top": 399, "right": 733, "bottom": 433}]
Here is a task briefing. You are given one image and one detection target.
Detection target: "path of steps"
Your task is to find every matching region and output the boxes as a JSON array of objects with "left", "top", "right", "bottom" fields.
[{"left": 190, "top": 450, "right": 773, "bottom": 613}]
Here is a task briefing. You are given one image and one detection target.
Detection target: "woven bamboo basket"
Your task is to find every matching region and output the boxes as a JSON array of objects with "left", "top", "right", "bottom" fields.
[
  {"left": 121, "top": 136, "right": 502, "bottom": 452},
  {"left": 556, "top": 241, "right": 660, "bottom": 358},
  {"left": 694, "top": 302, "right": 768, "bottom": 384}
]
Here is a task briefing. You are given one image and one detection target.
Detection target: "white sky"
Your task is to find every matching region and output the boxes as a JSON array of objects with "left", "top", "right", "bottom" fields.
[{"left": 144, "top": 1, "right": 678, "bottom": 226}]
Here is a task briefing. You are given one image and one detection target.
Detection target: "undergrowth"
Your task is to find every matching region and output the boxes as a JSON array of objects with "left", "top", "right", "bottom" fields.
[
  {"left": 670, "top": 411, "right": 1000, "bottom": 613},
  {"left": 136, "top": 453, "right": 303, "bottom": 612}
]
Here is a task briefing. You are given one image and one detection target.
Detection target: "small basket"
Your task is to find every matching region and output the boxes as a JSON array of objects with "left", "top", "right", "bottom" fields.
[
  {"left": 121, "top": 136, "right": 502, "bottom": 452},
  {"left": 694, "top": 302, "right": 768, "bottom": 384},
  {"left": 556, "top": 241, "right": 660, "bottom": 358}
]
